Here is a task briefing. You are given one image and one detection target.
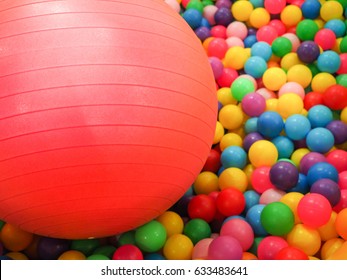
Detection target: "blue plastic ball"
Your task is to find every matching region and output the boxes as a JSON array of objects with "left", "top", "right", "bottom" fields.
[
  {"left": 182, "top": 9, "right": 202, "bottom": 30},
  {"left": 221, "top": 146, "right": 248, "bottom": 169},
  {"left": 144, "top": 253, "right": 166, "bottom": 260},
  {"left": 245, "top": 117, "right": 259, "bottom": 134},
  {"left": 317, "top": 51, "right": 341, "bottom": 73},
  {"left": 257, "top": 111, "right": 284, "bottom": 138},
  {"left": 244, "top": 56, "right": 268, "bottom": 78},
  {"left": 306, "top": 127, "right": 335, "bottom": 153},
  {"left": 301, "top": 0, "right": 321, "bottom": 19},
  {"left": 271, "top": 136, "right": 295, "bottom": 159},
  {"left": 246, "top": 204, "right": 268, "bottom": 237},
  {"left": 249, "top": 0, "right": 264, "bottom": 8},
  {"left": 307, "top": 105, "right": 333, "bottom": 128},
  {"left": 251, "top": 42, "right": 272, "bottom": 61},
  {"left": 306, "top": 162, "right": 339, "bottom": 186},
  {"left": 244, "top": 35, "right": 257, "bottom": 48},
  {"left": 243, "top": 190, "right": 261, "bottom": 213},
  {"left": 288, "top": 173, "right": 310, "bottom": 194},
  {"left": 285, "top": 114, "right": 312, "bottom": 140},
  {"left": 325, "top": 19, "right": 346, "bottom": 38}
]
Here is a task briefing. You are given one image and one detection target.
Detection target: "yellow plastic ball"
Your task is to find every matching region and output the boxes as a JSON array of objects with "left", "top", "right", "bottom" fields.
[
  {"left": 327, "top": 241, "right": 347, "bottom": 260},
  {"left": 248, "top": 140, "right": 278, "bottom": 167},
  {"left": 286, "top": 224, "right": 321, "bottom": 256},
  {"left": 280, "top": 192, "right": 304, "bottom": 224},
  {"left": 243, "top": 164, "right": 255, "bottom": 190},
  {"left": 341, "top": 107, "right": 347, "bottom": 124},
  {"left": 321, "top": 238, "right": 345, "bottom": 260},
  {"left": 280, "top": 53, "right": 303, "bottom": 71},
  {"left": 220, "top": 132, "right": 243, "bottom": 151},
  {"left": 277, "top": 93, "right": 304, "bottom": 119},
  {"left": 193, "top": 171, "right": 220, "bottom": 195},
  {"left": 218, "top": 167, "right": 248, "bottom": 192},
  {"left": 265, "top": 98, "right": 279, "bottom": 112},
  {"left": 318, "top": 211, "right": 338, "bottom": 241},
  {"left": 280, "top": 5, "right": 303, "bottom": 27},
  {"left": 224, "top": 46, "right": 249, "bottom": 70},
  {"left": 217, "top": 87, "right": 237, "bottom": 106},
  {"left": 163, "top": 234, "right": 194, "bottom": 260},
  {"left": 287, "top": 64, "right": 312, "bottom": 88},
  {"left": 213, "top": 121, "right": 225, "bottom": 144},
  {"left": 218, "top": 104, "right": 244, "bottom": 130},
  {"left": 291, "top": 148, "right": 310, "bottom": 167},
  {"left": 320, "top": 1, "right": 344, "bottom": 21},
  {"left": 58, "top": 250, "right": 86, "bottom": 260},
  {"left": 231, "top": 0, "right": 254, "bottom": 22},
  {"left": 262, "top": 67, "right": 287, "bottom": 91},
  {"left": 249, "top": 8, "right": 270, "bottom": 29},
  {"left": 5, "top": 252, "right": 29, "bottom": 260},
  {"left": 156, "top": 211, "right": 184, "bottom": 237},
  {"left": 311, "top": 72, "right": 336, "bottom": 93}
]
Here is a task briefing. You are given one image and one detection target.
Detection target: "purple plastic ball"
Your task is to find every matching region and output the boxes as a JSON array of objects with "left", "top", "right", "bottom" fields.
[
  {"left": 243, "top": 132, "right": 264, "bottom": 152},
  {"left": 299, "top": 152, "right": 327, "bottom": 175},
  {"left": 214, "top": 7, "right": 233, "bottom": 26},
  {"left": 269, "top": 161, "right": 299, "bottom": 191},
  {"left": 310, "top": 178, "right": 341, "bottom": 207},
  {"left": 195, "top": 26, "right": 211, "bottom": 41},
  {"left": 326, "top": 120, "right": 347, "bottom": 144},
  {"left": 241, "top": 92, "right": 266, "bottom": 117},
  {"left": 37, "top": 237, "right": 70, "bottom": 260},
  {"left": 209, "top": 56, "right": 224, "bottom": 79},
  {"left": 215, "top": 0, "right": 232, "bottom": 9},
  {"left": 297, "top": 41, "right": 320, "bottom": 63}
]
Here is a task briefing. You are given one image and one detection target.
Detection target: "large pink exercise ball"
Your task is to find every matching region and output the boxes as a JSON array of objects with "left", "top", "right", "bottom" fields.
[{"left": 0, "top": 0, "right": 217, "bottom": 239}]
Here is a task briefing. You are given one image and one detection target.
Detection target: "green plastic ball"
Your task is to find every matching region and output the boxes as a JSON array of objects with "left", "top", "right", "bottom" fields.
[
  {"left": 183, "top": 219, "right": 211, "bottom": 244},
  {"left": 260, "top": 202, "right": 295, "bottom": 236},
  {"left": 337, "top": 74, "right": 347, "bottom": 87},
  {"left": 87, "top": 254, "right": 110, "bottom": 260},
  {"left": 231, "top": 77, "right": 256, "bottom": 101},
  {"left": 118, "top": 230, "right": 136, "bottom": 246},
  {"left": 187, "top": 0, "right": 204, "bottom": 13},
  {"left": 135, "top": 220, "right": 167, "bottom": 253},
  {"left": 271, "top": 37, "right": 292, "bottom": 57},
  {"left": 93, "top": 245, "right": 116, "bottom": 259},
  {"left": 71, "top": 239, "right": 101, "bottom": 256},
  {"left": 296, "top": 19, "right": 319, "bottom": 41}
]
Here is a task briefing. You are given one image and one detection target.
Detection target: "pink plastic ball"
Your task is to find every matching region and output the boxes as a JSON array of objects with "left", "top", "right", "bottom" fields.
[
  {"left": 337, "top": 54, "right": 347, "bottom": 74},
  {"left": 203, "top": 5, "right": 218, "bottom": 25},
  {"left": 207, "top": 38, "right": 228, "bottom": 59},
  {"left": 259, "top": 189, "right": 286, "bottom": 204},
  {"left": 226, "top": 37, "right": 245, "bottom": 48},
  {"left": 192, "top": 238, "right": 214, "bottom": 260},
  {"left": 251, "top": 166, "right": 276, "bottom": 194},
  {"left": 314, "top": 28, "right": 336, "bottom": 51},
  {"left": 278, "top": 82, "right": 305, "bottom": 99},
  {"left": 208, "top": 236, "right": 243, "bottom": 260},
  {"left": 256, "top": 88, "right": 277, "bottom": 99},
  {"left": 297, "top": 193, "right": 332, "bottom": 228},
  {"left": 226, "top": 21, "right": 248, "bottom": 39},
  {"left": 256, "top": 25, "right": 278, "bottom": 44},
  {"left": 282, "top": 33, "right": 301, "bottom": 52},
  {"left": 241, "top": 92, "right": 266, "bottom": 117},
  {"left": 220, "top": 219, "right": 255, "bottom": 251},
  {"left": 339, "top": 171, "right": 347, "bottom": 190},
  {"left": 264, "top": 0, "right": 286, "bottom": 14},
  {"left": 217, "top": 68, "right": 239, "bottom": 87},
  {"left": 269, "top": 19, "right": 286, "bottom": 36},
  {"left": 211, "top": 25, "right": 227, "bottom": 38},
  {"left": 257, "top": 236, "right": 288, "bottom": 260}
]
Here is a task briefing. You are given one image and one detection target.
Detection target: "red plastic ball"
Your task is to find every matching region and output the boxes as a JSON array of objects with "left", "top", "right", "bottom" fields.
[
  {"left": 256, "top": 25, "right": 278, "bottom": 44},
  {"left": 202, "top": 148, "right": 222, "bottom": 173},
  {"left": 210, "top": 25, "right": 227, "bottom": 38},
  {"left": 207, "top": 38, "right": 229, "bottom": 59},
  {"left": 304, "top": 91, "right": 324, "bottom": 110},
  {"left": 188, "top": 194, "right": 217, "bottom": 223},
  {"left": 326, "top": 150, "right": 347, "bottom": 173},
  {"left": 323, "top": 84, "right": 347, "bottom": 110},
  {"left": 112, "top": 245, "right": 143, "bottom": 260},
  {"left": 314, "top": 28, "right": 336, "bottom": 50},
  {"left": 275, "top": 246, "right": 309, "bottom": 260},
  {"left": 0, "top": 0, "right": 217, "bottom": 239},
  {"left": 216, "top": 187, "right": 246, "bottom": 216},
  {"left": 216, "top": 67, "right": 239, "bottom": 87},
  {"left": 337, "top": 54, "right": 347, "bottom": 74}
]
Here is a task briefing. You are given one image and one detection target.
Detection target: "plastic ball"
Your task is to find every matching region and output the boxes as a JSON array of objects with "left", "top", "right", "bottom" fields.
[
  {"left": 335, "top": 208, "right": 347, "bottom": 240},
  {"left": 135, "top": 221, "right": 167, "bottom": 253},
  {"left": 299, "top": 152, "right": 327, "bottom": 175},
  {"left": 317, "top": 51, "right": 341, "bottom": 73},
  {"left": 37, "top": 237, "right": 70, "bottom": 260},
  {"left": 221, "top": 146, "right": 247, "bottom": 169},
  {"left": 246, "top": 204, "right": 268, "bottom": 236},
  {"left": 210, "top": 25, "right": 227, "bottom": 38},
  {"left": 271, "top": 136, "right": 294, "bottom": 159},
  {"left": 284, "top": 114, "right": 311, "bottom": 141},
  {"left": 112, "top": 244, "right": 143, "bottom": 260},
  {"left": 257, "top": 236, "right": 288, "bottom": 260},
  {"left": 192, "top": 238, "right": 213, "bottom": 260},
  {"left": 251, "top": 166, "right": 276, "bottom": 194},
  {"left": 249, "top": 7, "right": 271, "bottom": 29},
  {"left": 306, "top": 127, "right": 335, "bottom": 154},
  {"left": 216, "top": 188, "right": 246, "bottom": 216},
  {"left": 230, "top": 0, "right": 253, "bottom": 22},
  {"left": 241, "top": 92, "right": 266, "bottom": 117},
  {"left": 297, "top": 193, "right": 332, "bottom": 228},
  {"left": 315, "top": 28, "right": 337, "bottom": 50},
  {"left": 220, "top": 132, "right": 243, "bottom": 150},
  {"left": 318, "top": 211, "right": 339, "bottom": 241},
  {"left": 296, "top": 19, "right": 319, "bottom": 41},
  {"left": 182, "top": 8, "right": 203, "bottom": 29},
  {"left": 70, "top": 239, "right": 100, "bottom": 256},
  {"left": 271, "top": 37, "right": 292, "bottom": 57},
  {"left": 218, "top": 166, "right": 248, "bottom": 192},
  {"left": 93, "top": 245, "right": 116, "bottom": 259},
  {"left": 202, "top": 149, "right": 222, "bottom": 173},
  {"left": 280, "top": 192, "right": 304, "bottom": 224},
  {"left": 207, "top": 37, "right": 228, "bottom": 58},
  {"left": 301, "top": 0, "right": 321, "bottom": 19},
  {"left": 289, "top": 173, "right": 310, "bottom": 194},
  {"left": 269, "top": 161, "right": 299, "bottom": 191},
  {"left": 275, "top": 246, "right": 309, "bottom": 260},
  {"left": 327, "top": 150, "right": 347, "bottom": 173},
  {"left": 325, "top": 19, "right": 346, "bottom": 38},
  {"left": 286, "top": 224, "right": 321, "bottom": 256},
  {"left": 218, "top": 104, "right": 244, "bottom": 130},
  {"left": 259, "top": 189, "right": 286, "bottom": 204},
  {"left": 257, "top": 111, "right": 284, "bottom": 138},
  {"left": 251, "top": 42, "right": 273, "bottom": 61},
  {"left": 282, "top": 33, "right": 301, "bottom": 52},
  {"left": 269, "top": 19, "right": 286, "bottom": 36},
  {"left": 220, "top": 218, "right": 254, "bottom": 251},
  {"left": 244, "top": 190, "right": 261, "bottom": 212},
  {"left": 320, "top": 0, "right": 344, "bottom": 21},
  {"left": 207, "top": 236, "right": 243, "bottom": 260},
  {"left": 264, "top": 0, "right": 286, "bottom": 14},
  {"left": 231, "top": 77, "right": 256, "bottom": 101},
  {"left": 183, "top": 219, "right": 211, "bottom": 245},
  {"left": 214, "top": 7, "right": 233, "bottom": 26},
  {"left": 193, "top": 171, "right": 219, "bottom": 195},
  {"left": 209, "top": 57, "right": 224, "bottom": 79},
  {"left": 277, "top": 93, "right": 304, "bottom": 119},
  {"left": 188, "top": 194, "right": 217, "bottom": 223},
  {"left": 249, "top": 140, "right": 279, "bottom": 167},
  {"left": 0, "top": 223, "right": 33, "bottom": 252},
  {"left": 321, "top": 238, "right": 345, "bottom": 260},
  {"left": 323, "top": 84, "right": 347, "bottom": 110},
  {"left": 306, "top": 162, "right": 339, "bottom": 186},
  {"left": 244, "top": 56, "right": 268, "bottom": 79},
  {"left": 307, "top": 105, "right": 333, "bottom": 128},
  {"left": 156, "top": 211, "right": 184, "bottom": 238},
  {"left": 260, "top": 202, "right": 295, "bottom": 236},
  {"left": 226, "top": 21, "right": 248, "bottom": 39},
  {"left": 163, "top": 234, "right": 194, "bottom": 260},
  {"left": 297, "top": 41, "right": 320, "bottom": 64},
  {"left": 262, "top": 67, "right": 287, "bottom": 91},
  {"left": 287, "top": 64, "right": 313, "bottom": 88},
  {"left": 310, "top": 179, "right": 341, "bottom": 207},
  {"left": 280, "top": 5, "right": 303, "bottom": 28},
  {"left": 334, "top": 189, "right": 347, "bottom": 212},
  {"left": 311, "top": 72, "right": 336, "bottom": 93},
  {"left": 224, "top": 46, "right": 249, "bottom": 70},
  {"left": 304, "top": 91, "right": 324, "bottom": 110},
  {"left": 279, "top": 82, "right": 305, "bottom": 98},
  {"left": 256, "top": 25, "right": 278, "bottom": 44}
]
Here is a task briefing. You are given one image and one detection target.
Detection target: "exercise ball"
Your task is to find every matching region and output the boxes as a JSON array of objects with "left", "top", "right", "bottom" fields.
[{"left": 0, "top": 0, "right": 217, "bottom": 239}]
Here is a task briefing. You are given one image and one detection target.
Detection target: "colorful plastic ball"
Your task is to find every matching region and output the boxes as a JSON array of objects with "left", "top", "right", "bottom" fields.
[
  {"left": 202, "top": 149, "right": 222, "bottom": 174},
  {"left": 317, "top": 51, "right": 341, "bottom": 73},
  {"left": 210, "top": 25, "right": 227, "bottom": 38},
  {"left": 0, "top": 224, "right": 33, "bottom": 252},
  {"left": 195, "top": 26, "right": 211, "bottom": 41},
  {"left": 287, "top": 64, "right": 313, "bottom": 88},
  {"left": 318, "top": 211, "right": 339, "bottom": 241},
  {"left": 296, "top": 19, "right": 319, "bottom": 41},
  {"left": 93, "top": 245, "right": 116, "bottom": 259},
  {"left": 323, "top": 84, "right": 347, "bottom": 110},
  {"left": 251, "top": 166, "right": 275, "bottom": 194},
  {"left": 244, "top": 56, "right": 268, "bottom": 79},
  {"left": 261, "top": 202, "right": 294, "bottom": 236},
  {"left": 207, "top": 37, "right": 228, "bottom": 58},
  {"left": 183, "top": 219, "right": 211, "bottom": 245},
  {"left": 307, "top": 105, "right": 334, "bottom": 128},
  {"left": 221, "top": 146, "right": 247, "bottom": 169},
  {"left": 244, "top": 35, "right": 257, "bottom": 48},
  {"left": 280, "top": 192, "right": 304, "bottom": 224},
  {"left": 257, "top": 236, "right": 288, "bottom": 260},
  {"left": 251, "top": 42, "right": 273, "bottom": 61},
  {"left": 277, "top": 93, "right": 305, "bottom": 119},
  {"left": 249, "top": 7, "right": 271, "bottom": 29},
  {"left": 231, "top": 77, "right": 256, "bottom": 101},
  {"left": 311, "top": 72, "right": 337, "bottom": 93},
  {"left": 244, "top": 190, "right": 261, "bottom": 212},
  {"left": 256, "top": 25, "right": 278, "bottom": 45},
  {"left": 296, "top": 41, "right": 320, "bottom": 63},
  {"left": 326, "top": 121, "right": 347, "bottom": 145},
  {"left": 188, "top": 194, "right": 217, "bottom": 223},
  {"left": 182, "top": 8, "right": 203, "bottom": 29},
  {"left": 327, "top": 150, "right": 347, "bottom": 173},
  {"left": 275, "top": 246, "right": 309, "bottom": 260},
  {"left": 218, "top": 167, "right": 248, "bottom": 192},
  {"left": 300, "top": 152, "right": 327, "bottom": 175},
  {"left": 306, "top": 162, "right": 339, "bottom": 186},
  {"left": 4, "top": 252, "right": 28, "bottom": 260},
  {"left": 216, "top": 188, "right": 246, "bottom": 217},
  {"left": 321, "top": 238, "right": 345, "bottom": 260},
  {"left": 193, "top": 171, "right": 219, "bottom": 195},
  {"left": 71, "top": 239, "right": 100, "bottom": 256},
  {"left": 220, "top": 218, "right": 254, "bottom": 251},
  {"left": 224, "top": 46, "right": 250, "bottom": 70},
  {"left": 306, "top": 127, "right": 335, "bottom": 154},
  {"left": 284, "top": 114, "right": 311, "bottom": 141},
  {"left": 271, "top": 37, "right": 292, "bottom": 58},
  {"left": 289, "top": 173, "right": 310, "bottom": 194},
  {"left": 226, "top": 21, "right": 248, "bottom": 39},
  {"left": 301, "top": 0, "right": 321, "bottom": 19},
  {"left": 297, "top": 193, "right": 332, "bottom": 228},
  {"left": 117, "top": 231, "right": 136, "bottom": 246},
  {"left": 280, "top": 4, "right": 303, "bottom": 28},
  {"left": 209, "top": 57, "right": 224, "bottom": 79},
  {"left": 164, "top": 0, "right": 181, "bottom": 13},
  {"left": 230, "top": 0, "right": 253, "bottom": 22},
  {"left": 156, "top": 211, "right": 184, "bottom": 238},
  {"left": 334, "top": 189, "right": 347, "bottom": 212},
  {"left": 269, "top": 161, "right": 299, "bottom": 191},
  {"left": 325, "top": 19, "right": 346, "bottom": 38},
  {"left": 218, "top": 104, "right": 244, "bottom": 130},
  {"left": 259, "top": 189, "right": 286, "bottom": 205},
  {"left": 241, "top": 92, "right": 266, "bottom": 117},
  {"left": 192, "top": 238, "right": 213, "bottom": 260},
  {"left": 339, "top": 171, "right": 347, "bottom": 189},
  {"left": 264, "top": 0, "right": 286, "bottom": 14},
  {"left": 304, "top": 91, "right": 324, "bottom": 110},
  {"left": 207, "top": 236, "right": 243, "bottom": 260},
  {"left": 214, "top": 7, "right": 233, "bottom": 26},
  {"left": 337, "top": 53, "right": 347, "bottom": 74},
  {"left": 249, "top": 140, "right": 279, "bottom": 168},
  {"left": 269, "top": 19, "right": 286, "bottom": 36},
  {"left": 112, "top": 245, "right": 143, "bottom": 260},
  {"left": 246, "top": 204, "right": 268, "bottom": 236},
  {"left": 135, "top": 221, "right": 167, "bottom": 253},
  {"left": 163, "top": 233, "right": 194, "bottom": 260},
  {"left": 257, "top": 111, "right": 284, "bottom": 138},
  {"left": 335, "top": 208, "right": 347, "bottom": 240},
  {"left": 320, "top": 0, "right": 344, "bottom": 21},
  {"left": 37, "top": 237, "right": 70, "bottom": 260},
  {"left": 286, "top": 224, "right": 321, "bottom": 256},
  {"left": 262, "top": 67, "right": 287, "bottom": 91},
  {"left": 271, "top": 136, "right": 294, "bottom": 159},
  {"left": 242, "top": 133, "right": 263, "bottom": 153},
  {"left": 310, "top": 179, "right": 341, "bottom": 207},
  {"left": 279, "top": 82, "right": 305, "bottom": 98},
  {"left": 315, "top": 28, "right": 337, "bottom": 50}
]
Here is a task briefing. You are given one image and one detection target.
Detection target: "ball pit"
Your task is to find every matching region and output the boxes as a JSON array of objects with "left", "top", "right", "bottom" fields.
[{"left": 0, "top": 0, "right": 347, "bottom": 261}]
